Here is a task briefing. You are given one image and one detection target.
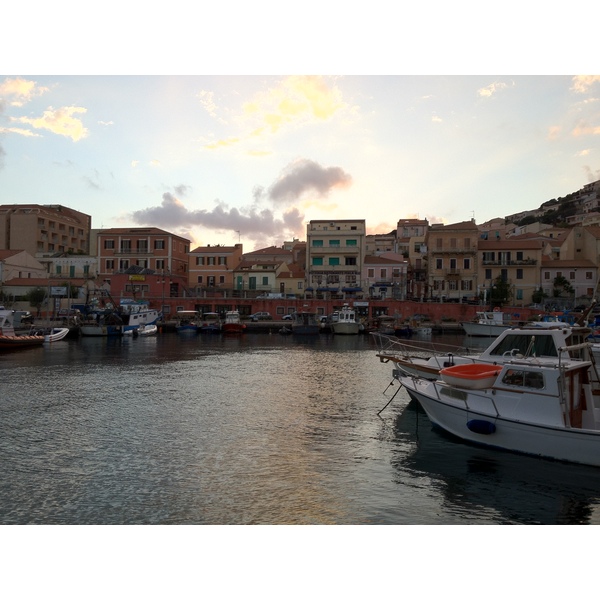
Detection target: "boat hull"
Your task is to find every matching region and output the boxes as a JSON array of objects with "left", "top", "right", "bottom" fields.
[
  {"left": 404, "top": 381, "right": 600, "bottom": 467},
  {"left": 80, "top": 325, "right": 124, "bottom": 337},
  {"left": 331, "top": 322, "right": 360, "bottom": 335},
  {"left": 0, "top": 334, "right": 45, "bottom": 349}
]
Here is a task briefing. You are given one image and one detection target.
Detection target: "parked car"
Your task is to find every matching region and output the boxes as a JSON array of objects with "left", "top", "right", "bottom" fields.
[
  {"left": 282, "top": 314, "right": 293, "bottom": 320},
  {"left": 249, "top": 312, "right": 272, "bottom": 321}
]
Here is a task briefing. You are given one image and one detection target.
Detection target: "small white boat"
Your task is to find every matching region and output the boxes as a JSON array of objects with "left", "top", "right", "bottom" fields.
[
  {"left": 395, "top": 335, "right": 600, "bottom": 467},
  {"left": 136, "top": 323, "right": 158, "bottom": 336},
  {"left": 222, "top": 311, "right": 245, "bottom": 334},
  {"left": 42, "top": 327, "right": 70, "bottom": 343}
]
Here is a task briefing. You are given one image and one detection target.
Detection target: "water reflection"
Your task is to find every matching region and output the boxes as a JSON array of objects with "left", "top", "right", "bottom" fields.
[{"left": 391, "top": 399, "right": 600, "bottom": 524}]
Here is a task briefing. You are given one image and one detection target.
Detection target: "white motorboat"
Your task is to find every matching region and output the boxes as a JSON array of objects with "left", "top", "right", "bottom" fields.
[
  {"left": 374, "top": 322, "right": 593, "bottom": 381},
  {"left": 460, "top": 311, "right": 518, "bottom": 337},
  {"left": 136, "top": 323, "right": 158, "bottom": 336},
  {"left": 331, "top": 304, "right": 360, "bottom": 335},
  {"left": 395, "top": 336, "right": 600, "bottom": 467}
]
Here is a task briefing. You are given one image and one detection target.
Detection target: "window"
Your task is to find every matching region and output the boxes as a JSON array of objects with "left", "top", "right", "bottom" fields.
[
  {"left": 83, "top": 265, "right": 89, "bottom": 276},
  {"left": 104, "top": 239, "right": 115, "bottom": 249},
  {"left": 344, "top": 257, "right": 357, "bottom": 266},
  {"left": 450, "top": 258, "right": 457, "bottom": 270},
  {"left": 544, "top": 272, "right": 550, "bottom": 280},
  {"left": 463, "top": 258, "right": 471, "bottom": 270},
  {"left": 368, "top": 268, "right": 374, "bottom": 278},
  {"left": 218, "top": 257, "right": 227, "bottom": 265},
  {"left": 450, "top": 238, "right": 457, "bottom": 248},
  {"left": 249, "top": 277, "right": 256, "bottom": 290},
  {"left": 516, "top": 251, "right": 524, "bottom": 261},
  {"left": 313, "top": 257, "right": 323, "bottom": 266},
  {"left": 119, "top": 259, "right": 130, "bottom": 270},
  {"left": 196, "top": 257, "right": 205, "bottom": 265},
  {"left": 154, "top": 240, "right": 165, "bottom": 250},
  {"left": 219, "top": 276, "right": 225, "bottom": 284},
  {"left": 137, "top": 240, "right": 148, "bottom": 252},
  {"left": 329, "top": 257, "right": 340, "bottom": 266},
  {"left": 56, "top": 265, "right": 62, "bottom": 274},
  {"left": 106, "top": 260, "right": 114, "bottom": 270},
  {"left": 197, "top": 276, "right": 203, "bottom": 284},
  {"left": 570, "top": 271, "right": 576, "bottom": 280},
  {"left": 312, "top": 240, "right": 323, "bottom": 247},
  {"left": 262, "top": 276, "right": 269, "bottom": 286},
  {"left": 345, "top": 239, "right": 357, "bottom": 246},
  {"left": 516, "top": 289, "right": 523, "bottom": 300},
  {"left": 483, "top": 252, "right": 495, "bottom": 262},
  {"left": 485, "top": 268, "right": 492, "bottom": 280},
  {"left": 329, "top": 240, "right": 340, "bottom": 246},
  {"left": 156, "top": 259, "right": 165, "bottom": 270},
  {"left": 516, "top": 269, "right": 523, "bottom": 280},
  {"left": 464, "top": 238, "right": 471, "bottom": 249},
  {"left": 436, "top": 258, "right": 443, "bottom": 270},
  {"left": 380, "top": 268, "right": 387, "bottom": 278},
  {"left": 586, "top": 271, "right": 593, "bottom": 280},
  {"left": 436, "top": 238, "right": 442, "bottom": 249}
]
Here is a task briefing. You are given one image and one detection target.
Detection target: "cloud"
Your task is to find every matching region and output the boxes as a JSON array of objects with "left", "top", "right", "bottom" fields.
[
  {"left": 477, "top": 81, "right": 511, "bottom": 98},
  {"left": 12, "top": 106, "right": 88, "bottom": 141},
  {"left": 572, "top": 123, "right": 600, "bottom": 136},
  {"left": 130, "top": 191, "right": 305, "bottom": 243},
  {"left": 571, "top": 75, "right": 600, "bottom": 94},
  {"left": 205, "top": 75, "right": 346, "bottom": 151},
  {"left": 267, "top": 159, "right": 352, "bottom": 204},
  {"left": 0, "top": 77, "right": 49, "bottom": 107}
]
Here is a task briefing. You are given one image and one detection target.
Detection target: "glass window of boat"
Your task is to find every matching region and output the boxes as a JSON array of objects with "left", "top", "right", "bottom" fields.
[
  {"left": 488, "top": 334, "right": 558, "bottom": 358},
  {"left": 501, "top": 369, "right": 545, "bottom": 389}
]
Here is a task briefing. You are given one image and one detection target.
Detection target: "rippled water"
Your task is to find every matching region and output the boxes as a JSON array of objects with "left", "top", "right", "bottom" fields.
[{"left": 2, "top": 332, "right": 600, "bottom": 525}]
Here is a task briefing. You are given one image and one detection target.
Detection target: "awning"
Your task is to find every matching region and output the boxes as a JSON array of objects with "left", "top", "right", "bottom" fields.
[
  {"left": 342, "top": 287, "right": 362, "bottom": 292},
  {"left": 317, "top": 287, "right": 339, "bottom": 292}
]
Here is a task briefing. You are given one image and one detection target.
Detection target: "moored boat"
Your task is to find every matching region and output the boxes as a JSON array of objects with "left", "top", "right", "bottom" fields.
[
  {"left": 199, "top": 312, "right": 222, "bottom": 334},
  {"left": 222, "top": 311, "right": 246, "bottom": 334},
  {"left": 291, "top": 309, "right": 320, "bottom": 335},
  {"left": 460, "top": 310, "right": 517, "bottom": 337},
  {"left": 0, "top": 309, "right": 45, "bottom": 350},
  {"left": 175, "top": 311, "right": 201, "bottom": 334},
  {"left": 330, "top": 304, "right": 360, "bottom": 335}
]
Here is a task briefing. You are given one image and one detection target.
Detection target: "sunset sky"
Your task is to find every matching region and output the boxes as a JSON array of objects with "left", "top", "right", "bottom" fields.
[{"left": 1, "top": 10, "right": 599, "bottom": 252}]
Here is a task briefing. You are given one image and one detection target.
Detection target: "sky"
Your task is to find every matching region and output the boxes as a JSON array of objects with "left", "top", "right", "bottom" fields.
[{"left": 1, "top": 4, "right": 599, "bottom": 254}]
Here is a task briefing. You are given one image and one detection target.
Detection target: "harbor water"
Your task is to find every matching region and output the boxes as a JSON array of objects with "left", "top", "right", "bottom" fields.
[{"left": 2, "top": 331, "right": 600, "bottom": 525}]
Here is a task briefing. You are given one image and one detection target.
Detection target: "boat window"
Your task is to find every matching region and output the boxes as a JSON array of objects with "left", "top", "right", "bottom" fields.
[
  {"left": 489, "top": 334, "right": 558, "bottom": 358},
  {"left": 440, "top": 387, "right": 468, "bottom": 401},
  {"left": 501, "top": 369, "right": 545, "bottom": 389}
]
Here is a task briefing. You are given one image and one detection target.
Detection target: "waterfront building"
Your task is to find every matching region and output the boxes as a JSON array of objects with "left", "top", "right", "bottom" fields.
[
  {"left": 305, "top": 219, "right": 366, "bottom": 298},
  {"left": 426, "top": 220, "right": 479, "bottom": 302},
  {"left": 95, "top": 227, "right": 190, "bottom": 281},
  {"left": 0, "top": 204, "right": 91, "bottom": 257},
  {"left": 189, "top": 243, "right": 243, "bottom": 291}
]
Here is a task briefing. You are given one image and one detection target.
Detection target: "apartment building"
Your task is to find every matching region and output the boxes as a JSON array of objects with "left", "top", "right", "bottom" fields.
[
  {"left": 363, "top": 254, "right": 408, "bottom": 299},
  {"left": 426, "top": 220, "right": 479, "bottom": 301},
  {"left": 0, "top": 204, "right": 91, "bottom": 256},
  {"left": 95, "top": 227, "right": 190, "bottom": 280},
  {"left": 188, "top": 243, "right": 244, "bottom": 291},
  {"left": 305, "top": 219, "right": 366, "bottom": 296},
  {"left": 478, "top": 238, "right": 545, "bottom": 305}
]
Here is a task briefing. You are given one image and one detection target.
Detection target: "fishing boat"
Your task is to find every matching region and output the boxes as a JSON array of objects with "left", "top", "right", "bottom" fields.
[
  {"left": 199, "top": 312, "right": 222, "bottom": 334},
  {"left": 222, "top": 311, "right": 246, "bottom": 334},
  {"left": 396, "top": 340, "right": 600, "bottom": 467},
  {"left": 175, "top": 311, "right": 201, "bottom": 334},
  {"left": 0, "top": 309, "right": 45, "bottom": 349},
  {"left": 291, "top": 309, "right": 320, "bottom": 335},
  {"left": 79, "top": 310, "right": 124, "bottom": 337},
  {"left": 119, "top": 300, "right": 161, "bottom": 334},
  {"left": 460, "top": 310, "right": 518, "bottom": 337},
  {"left": 330, "top": 304, "right": 360, "bottom": 335}
]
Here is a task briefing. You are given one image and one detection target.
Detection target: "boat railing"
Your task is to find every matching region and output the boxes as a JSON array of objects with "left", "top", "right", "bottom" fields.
[
  {"left": 370, "top": 331, "right": 477, "bottom": 361},
  {"left": 433, "top": 378, "right": 501, "bottom": 417}
]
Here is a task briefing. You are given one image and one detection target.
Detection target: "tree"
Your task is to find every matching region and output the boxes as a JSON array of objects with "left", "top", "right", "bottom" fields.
[
  {"left": 552, "top": 275, "right": 574, "bottom": 298},
  {"left": 25, "top": 287, "right": 47, "bottom": 316},
  {"left": 531, "top": 287, "right": 547, "bottom": 304},
  {"left": 490, "top": 276, "right": 512, "bottom": 307}
]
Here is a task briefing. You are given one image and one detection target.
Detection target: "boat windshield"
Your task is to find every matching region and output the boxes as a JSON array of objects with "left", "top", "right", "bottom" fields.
[{"left": 488, "top": 333, "right": 558, "bottom": 358}]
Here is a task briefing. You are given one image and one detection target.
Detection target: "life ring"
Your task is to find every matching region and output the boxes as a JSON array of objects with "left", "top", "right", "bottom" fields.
[{"left": 493, "top": 307, "right": 500, "bottom": 312}]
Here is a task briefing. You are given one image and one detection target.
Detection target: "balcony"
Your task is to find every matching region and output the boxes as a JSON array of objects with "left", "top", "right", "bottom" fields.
[{"left": 481, "top": 259, "right": 537, "bottom": 266}]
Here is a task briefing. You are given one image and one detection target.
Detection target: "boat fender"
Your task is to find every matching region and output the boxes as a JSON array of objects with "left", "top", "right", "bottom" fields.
[
  {"left": 467, "top": 420, "right": 496, "bottom": 435},
  {"left": 493, "top": 307, "right": 500, "bottom": 312}
]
